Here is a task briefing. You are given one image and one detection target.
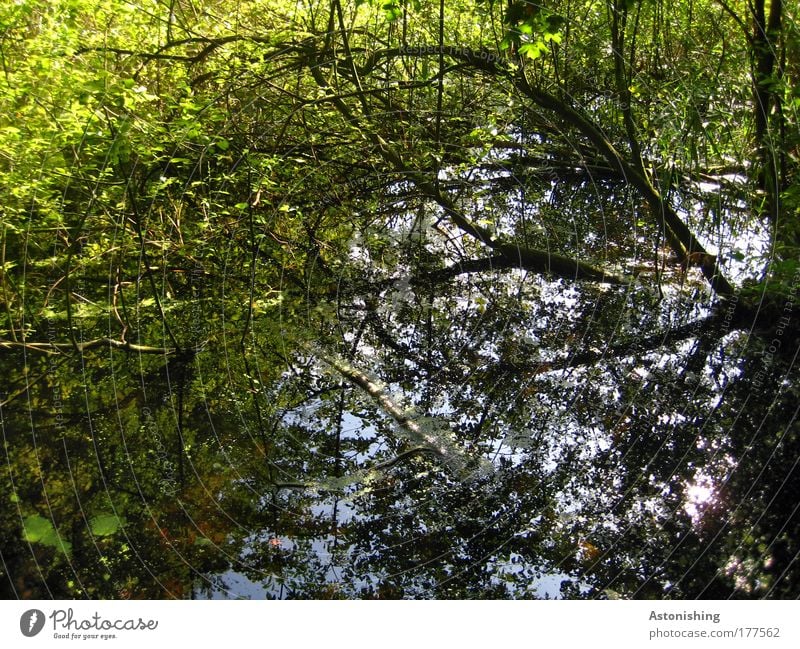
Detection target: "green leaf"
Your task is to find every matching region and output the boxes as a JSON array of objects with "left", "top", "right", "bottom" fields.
[
  {"left": 518, "top": 42, "right": 547, "bottom": 60},
  {"left": 382, "top": 2, "right": 402, "bottom": 22},
  {"left": 22, "top": 515, "right": 71, "bottom": 556},
  {"left": 22, "top": 515, "right": 54, "bottom": 543},
  {"left": 90, "top": 513, "right": 125, "bottom": 537},
  {"left": 54, "top": 538, "right": 72, "bottom": 557}
]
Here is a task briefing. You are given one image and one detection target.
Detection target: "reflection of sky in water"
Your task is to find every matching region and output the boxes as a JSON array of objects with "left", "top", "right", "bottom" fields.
[
  {"left": 196, "top": 387, "right": 608, "bottom": 599},
  {"left": 199, "top": 170, "right": 763, "bottom": 598},
  {"left": 201, "top": 570, "right": 274, "bottom": 599},
  {"left": 200, "top": 321, "right": 740, "bottom": 599},
  {"left": 684, "top": 481, "right": 715, "bottom": 523}
]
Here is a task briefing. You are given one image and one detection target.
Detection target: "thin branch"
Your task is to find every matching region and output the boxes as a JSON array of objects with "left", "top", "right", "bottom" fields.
[
  {"left": 0, "top": 337, "right": 179, "bottom": 355},
  {"left": 714, "top": 0, "right": 754, "bottom": 43}
]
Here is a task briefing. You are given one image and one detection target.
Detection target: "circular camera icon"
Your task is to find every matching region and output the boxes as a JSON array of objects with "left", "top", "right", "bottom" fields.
[{"left": 20, "top": 609, "right": 46, "bottom": 637}]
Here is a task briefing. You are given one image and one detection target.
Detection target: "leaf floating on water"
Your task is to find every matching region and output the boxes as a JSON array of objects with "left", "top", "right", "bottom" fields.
[
  {"left": 22, "top": 515, "right": 72, "bottom": 556},
  {"left": 22, "top": 515, "right": 53, "bottom": 543},
  {"left": 90, "top": 513, "right": 125, "bottom": 537}
]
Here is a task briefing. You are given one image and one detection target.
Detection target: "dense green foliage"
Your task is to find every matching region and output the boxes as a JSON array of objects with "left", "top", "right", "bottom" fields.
[{"left": 1, "top": 0, "right": 798, "bottom": 598}]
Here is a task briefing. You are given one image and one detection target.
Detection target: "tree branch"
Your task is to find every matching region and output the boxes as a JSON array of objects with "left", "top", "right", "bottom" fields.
[
  {"left": 0, "top": 337, "right": 180, "bottom": 356},
  {"left": 358, "top": 45, "right": 736, "bottom": 296},
  {"left": 305, "top": 47, "right": 626, "bottom": 286}
]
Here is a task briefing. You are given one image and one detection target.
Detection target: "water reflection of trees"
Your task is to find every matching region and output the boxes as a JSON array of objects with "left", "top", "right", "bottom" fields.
[
  {"left": 3, "top": 204, "right": 796, "bottom": 598},
  {"left": 1, "top": 0, "right": 799, "bottom": 600}
]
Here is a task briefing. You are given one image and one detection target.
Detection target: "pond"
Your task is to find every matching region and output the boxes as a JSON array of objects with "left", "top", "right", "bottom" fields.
[{"left": 2, "top": 251, "right": 797, "bottom": 599}]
